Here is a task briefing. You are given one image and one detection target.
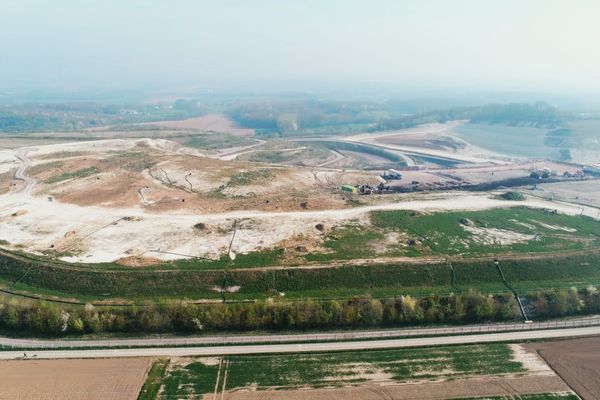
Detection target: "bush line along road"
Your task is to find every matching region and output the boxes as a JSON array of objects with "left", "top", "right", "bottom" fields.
[
  {"left": 2, "top": 317, "right": 599, "bottom": 349},
  {"left": 3, "top": 324, "right": 600, "bottom": 360}
]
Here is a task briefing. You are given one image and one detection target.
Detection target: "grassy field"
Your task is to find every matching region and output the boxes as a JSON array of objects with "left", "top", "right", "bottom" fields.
[
  {"left": 1, "top": 247, "right": 599, "bottom": 302},
  {"left": 142, "top": 344, "right": 524, "bottom": 398},
  {"left": 308, "top": 207, "right": 600, "bottom": 262},
  {"left": 138, "top": 359, "right": 169, "bottom": 400},
  {"left": 182, "top": 133, "right": 255, "bottom": 150},
  {"left": 0, "top": 207, "right": 598, "bottom": 302},
  {"left": 369, "top": 207, "right": 600, "bottom": 257},
  {"left": 237, "top": 141, "right": 333, "bottom": 165},
  {"left": 43, "top": 166, "right": 99, "bottom": 184}
]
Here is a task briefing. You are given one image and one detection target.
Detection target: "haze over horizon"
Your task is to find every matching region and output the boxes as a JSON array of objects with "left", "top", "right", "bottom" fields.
[{"left": 2, "top": 0, "right": 600, "bottom": 96}]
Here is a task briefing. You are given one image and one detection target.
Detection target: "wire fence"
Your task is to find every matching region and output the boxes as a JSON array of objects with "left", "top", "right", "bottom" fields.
[{"left": 2, "top": 317, "right": 600, "bottom": 350}]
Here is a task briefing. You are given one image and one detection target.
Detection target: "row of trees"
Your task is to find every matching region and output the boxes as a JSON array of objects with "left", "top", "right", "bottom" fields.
[
  {"left": 375, "top": 102, "right": 561, "bottom": 131},
  {"left": 0, "top": 287, "right": 596, "bottom": 336},
  {"left": 228, "top": 100, "right": 385, "bottom": 134}
]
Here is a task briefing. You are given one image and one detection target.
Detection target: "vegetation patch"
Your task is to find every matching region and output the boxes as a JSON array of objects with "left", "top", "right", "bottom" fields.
[
  {"left": 101, "top": 151, "right": 157, "bottom": 172},
  {"left": 1, "top": 248, "right": 600, "bottom": 302},
  {"left": 44, "top": 166, "right": 99, "bottom": 184},
  {"left": 500, "top": 191, "right": 526, "bottom": 201},
  {"left": 27, "top": 161, "right": 63, "bottom": 176},
  {"left": 306, "top": 224, "right": 383, "bottom": 262},
  {"left": 138, "top": 359, "right": 169, "bottom": 400},
  {"left": 226, "top": 169, "right": 274, "bottom": 187},
  {"left": 146, "top": 344, "right": 523, "bottom": 398},
  {"left": 1, "top": 277, "right": 599, "bottom": 335},
  {"left": 369, "top": 207, "right": 600, "bottom": 256},
  {"left": 457, "top": 395, "right": 578, "bottom": 400},
  {"left": 183, "top": 133, "right": 254, "bottom": 150}
]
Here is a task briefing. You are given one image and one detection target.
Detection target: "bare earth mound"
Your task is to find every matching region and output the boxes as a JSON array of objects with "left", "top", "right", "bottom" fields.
[{"left": 0, "top": 357, "right": 152, "bottom": 400}]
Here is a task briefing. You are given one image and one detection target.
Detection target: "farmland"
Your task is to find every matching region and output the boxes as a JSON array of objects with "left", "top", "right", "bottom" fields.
[
  {"left": 135, "top": 343, "right": 576, "bottom": 399},
  {"left": 528, "top": 337, "right": 600, "bottom": 400},
  {"left": 0, "top": 357, "right": 152, "bottom": 400}
]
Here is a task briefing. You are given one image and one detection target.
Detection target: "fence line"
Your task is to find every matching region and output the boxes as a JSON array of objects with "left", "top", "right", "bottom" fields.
[{"left": 2, "top": 317, "right": 600, "bottom": 350}]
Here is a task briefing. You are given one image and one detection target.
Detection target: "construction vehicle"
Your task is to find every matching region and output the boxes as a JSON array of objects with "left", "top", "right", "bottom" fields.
[
  {"left": 530, "top": 168, "right": 552, "bottom": 179},
  {"left": 382, "top": 169, "right": 402, "bottom": 180},
  {"left": 341, "top": 184, "right": 358, "bottom": 193},
  {"left": 583, "top": 164, "right": 600, "bottom": 176}
]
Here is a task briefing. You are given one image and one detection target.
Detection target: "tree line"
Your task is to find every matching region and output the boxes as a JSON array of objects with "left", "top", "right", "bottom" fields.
[
  {"left": 0, "top": 287, "right": 596, "bottom": 336},
  {"left": 375, "top": 102, "right": 562, "bottom": 131}
]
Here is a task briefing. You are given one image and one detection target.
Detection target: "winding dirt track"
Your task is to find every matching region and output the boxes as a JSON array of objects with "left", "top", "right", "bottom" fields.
[{"left": 14, "top": 150, "right": 36, "bottom": 196}]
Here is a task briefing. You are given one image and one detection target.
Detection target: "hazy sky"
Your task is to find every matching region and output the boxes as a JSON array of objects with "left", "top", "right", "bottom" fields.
[{"left": 2, "top": 0, "right": 600, "bottom": 93}]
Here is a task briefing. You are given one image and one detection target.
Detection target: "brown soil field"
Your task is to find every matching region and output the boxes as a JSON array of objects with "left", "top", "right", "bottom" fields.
[
  {"left": 0, "top": 357, "right": 152, "bottom": 400},
  {"left": 214, "top": 375, "right": 570, "bottom": 400},
  {"left": 527, "top": 336, "right": 600, "bottom": 400},
  {"left": 36, "top": 146, "right": 356, "bottom": 213},
  {"left": 143, "top": 114, "right": 255, "bottom": 136}
]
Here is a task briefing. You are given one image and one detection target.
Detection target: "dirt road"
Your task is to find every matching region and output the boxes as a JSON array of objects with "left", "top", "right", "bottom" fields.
[
  {"left": 2, "top": 325, "right": 600, "bottom": 360},
  {"left": 14, "top": 150, "right": 36, "bottom": 196},
  {"left": 340, "top": 121, "right": 499, "bottom": 164},
  {"left": 216, "top": 138, "right": 267, "bottom": 161},
  {"left": 2, "top": 317, "right": 598, "bottom": 350}
]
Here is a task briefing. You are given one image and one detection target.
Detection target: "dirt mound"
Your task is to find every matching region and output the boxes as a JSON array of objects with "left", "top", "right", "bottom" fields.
[{"left": 116, "top": 256, "right": 163, "bottom": 267}]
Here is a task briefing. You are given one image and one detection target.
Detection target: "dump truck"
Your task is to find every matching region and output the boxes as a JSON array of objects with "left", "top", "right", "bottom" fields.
[{"left": 342, "top": 184, "right": 358, "bottom": 193}]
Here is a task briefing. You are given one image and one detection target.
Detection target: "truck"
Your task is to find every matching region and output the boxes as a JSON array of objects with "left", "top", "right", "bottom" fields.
[
  {"left": 530, "top": 168, "right": 552, "bottom": 179},
  {"left": 382, "top": 169, "right": 402, "bottom": 180},
  {"left": 341, "top": 184, "right": 358, "bottom": 193},
  {"left": 583, "top": 164, "right": 600, "bottom": 176}
]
